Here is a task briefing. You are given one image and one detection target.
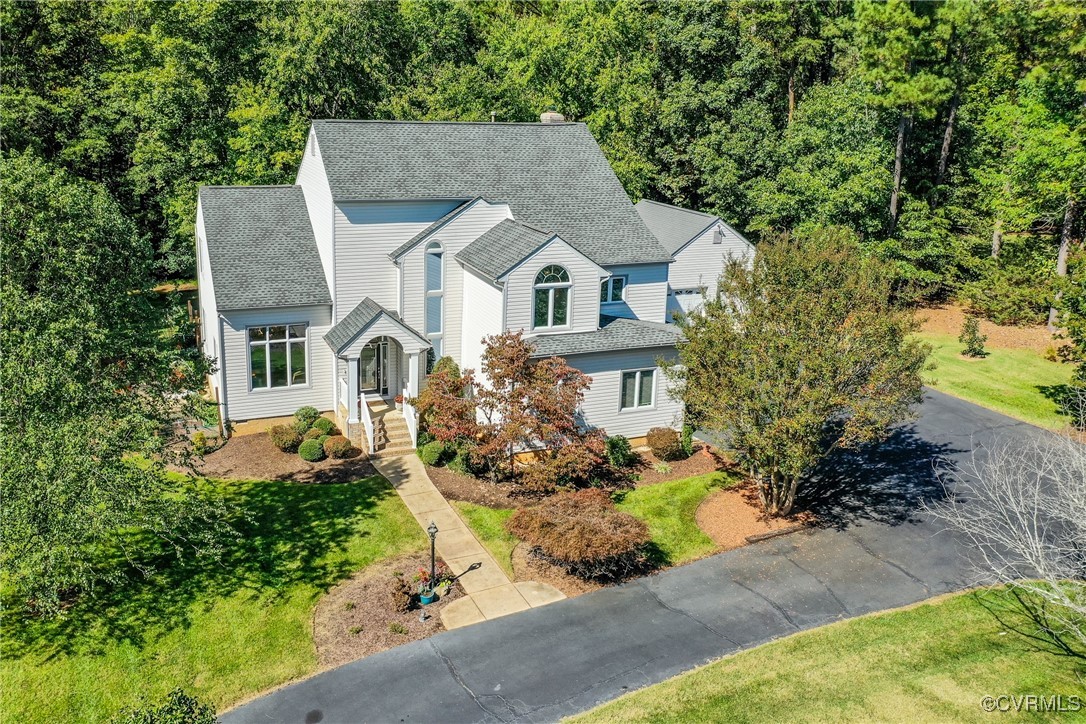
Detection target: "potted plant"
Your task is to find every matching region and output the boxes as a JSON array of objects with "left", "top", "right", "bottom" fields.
[
  {"left": 394, "top": 393, "right": 404, "bottom": 411},
  {"left": 413, "top": 564, "right": 450, "bottom": 605}
]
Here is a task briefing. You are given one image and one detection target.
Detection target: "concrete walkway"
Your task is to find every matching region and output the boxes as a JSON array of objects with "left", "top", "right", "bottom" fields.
[
  {"left": 224, "top": 390, "right": 1047, "bottom": 723},
  {"left": 369, "top": 453, "right": 565, "bottom": 629}
]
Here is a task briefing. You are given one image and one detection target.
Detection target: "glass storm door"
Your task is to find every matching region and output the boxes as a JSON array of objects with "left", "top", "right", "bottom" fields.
[{"left": 359, "top": 341, "right": 388, "bottom": 395}]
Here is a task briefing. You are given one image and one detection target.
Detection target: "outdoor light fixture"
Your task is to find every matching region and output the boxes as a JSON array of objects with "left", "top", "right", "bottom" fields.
[{"left": 427, "top": 521, "right": 438, "bottom": 588}]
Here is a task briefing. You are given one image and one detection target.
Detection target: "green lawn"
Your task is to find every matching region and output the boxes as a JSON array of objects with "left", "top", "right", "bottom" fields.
[
  {"left": 919, "top": 332, "right": 1075, "bottom": 429},
  {"left": 574, "top": 591, "right": 1086, "bottom": 723},
  {"left": 1, "top": 475, "right": 423, "bottom": 723},
  {"left": 450, "top": 501, "right": 517, "bottom": 578},
  {"left": 456, "top": 472, "right": 733, "bottom": 575}
]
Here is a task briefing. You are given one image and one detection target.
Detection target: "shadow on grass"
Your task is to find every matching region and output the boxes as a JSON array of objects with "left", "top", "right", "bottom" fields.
[
  {"left": 798, "top": 426, "right": 962, "bottom": 530},
  {"left": 1037, "top": 384, "right": 1081, "bottom": 424},
  {"left": 4, "top": 475, "right": 399, "bottom": 662}
]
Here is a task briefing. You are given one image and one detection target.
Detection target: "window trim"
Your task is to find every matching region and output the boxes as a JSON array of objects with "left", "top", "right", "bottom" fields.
[
  {"left": 247, "top": 323, "right": 310, "bottom": 392},
  {"left": 600, "top": 275, "right": 628, "bottom": 305},
  {"left": 532, "top": 264, "right": 573, "bottom": 331},
  {"left": 619, "top": 368, "right": 656, "bottom": 411},
  {"left": 425, "top": 241, "right": 445, "bottom": 362}
]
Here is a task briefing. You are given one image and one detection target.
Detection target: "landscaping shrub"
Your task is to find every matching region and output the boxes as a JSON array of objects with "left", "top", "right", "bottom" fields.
[
  {"left": 304, "top": 427, "right": 323, "bottom": 440},
  {"left": 959, "top": 316, "right": 987, "bottom": 358},
  {"left": 417, "top": 440, "right": 448, "bottom": 466},
  {"left": 417, "top": 429, "right": 436, "bottom": 447},
  {"left": 604, "top": 435, "right": 636, "bottom": 468},
  {"left": 293, "top": 405, "right": 321, "bottom": 433},
  {"left": 298, "top": 438, "right": 326, "bottom": 462},
  {"left": 268, "top": 424, "right": 301, "bottom": 453},
  {"left": 312, "top": 417, "right": 339, "bottom": 435},
  {"left": 431, "top": 355, "right": 461, "bottom": 377},
  {"left": 323, "top": 435, "right": 353, "bottom": 459},
  {"left": 518, "top": 440, "right": 606, "bottom": 495},
  {"left": 317, "top": 434, "right": 330, "bottom": 447},
  {"left": 192, "top": 431, "right": 208, "bottom": 456},
  {"left": 681, "top": 424, "right": 695, "bottom": 457},
  {"left": 647, "top": 427, "right": 685, "bottom": 461},
  {"left": 110, "top": 689, "right": 216, "bottom": 724},
  {"left": 506, "top": 489, "right": 650, "bottom": 580},
  {"left": 388, "top": 575, "right": 413, "bottom": 613}
]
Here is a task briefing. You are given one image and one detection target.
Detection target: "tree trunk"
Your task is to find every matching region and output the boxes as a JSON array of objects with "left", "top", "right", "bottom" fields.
[
  {"left": 787, "top": 69, "right": 796, "bottom": 125},
  {"left": 1048, "top": 198, "right": 1078, "bottom": 331},
  {"left": 889, "top": 112, "right": 910, "bottom": 234},
  {"left": 991, "top": 218, "right": 1003, "bottom": 259},
  {"left": 935, "top": 89, "right": 959, "bottom": 190}
]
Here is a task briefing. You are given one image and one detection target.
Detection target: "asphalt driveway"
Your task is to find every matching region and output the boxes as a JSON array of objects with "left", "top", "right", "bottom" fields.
[{"left": 223, "top": 389, "right": 1043, "bottom": 724}]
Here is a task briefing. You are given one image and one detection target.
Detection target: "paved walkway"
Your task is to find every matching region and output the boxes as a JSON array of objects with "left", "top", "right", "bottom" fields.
[
  {"left": 369, "top": 453, "right": 565, "bottom": 629},
  {"left": 224, "top": 390, "right": 1047, "bottom": 723}
]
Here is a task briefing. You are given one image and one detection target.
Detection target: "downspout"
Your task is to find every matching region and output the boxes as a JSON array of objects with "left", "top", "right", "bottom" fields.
[{"left": 217, "top": 314, "right": 229, "bottom": 438}]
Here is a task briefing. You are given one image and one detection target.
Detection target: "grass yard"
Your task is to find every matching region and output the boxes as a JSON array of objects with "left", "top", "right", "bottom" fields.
[
  {"left": 1, "top": 474, "right": 424, "bottom": 723},
  {"left": 455, "top": 472, "right": 733, "bottom": 575},
  {"left": 574, "top": 591, "right": 1086, "bottom": 723},
  {"left": 450, "top": 501, "right": 517, "bottom": 578},
  {"left": 918, "top": 332, "right": 1075, "bottom": 429}
]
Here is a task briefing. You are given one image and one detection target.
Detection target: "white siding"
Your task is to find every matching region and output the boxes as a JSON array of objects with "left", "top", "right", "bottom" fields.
[
  {"left": 195, "top": 202, "right": 223, "bottom": 403},
  {"left": 669, "top": 222, "right": 753, "bottom": 297},
  {"left": 506, "top": 238, "right": 605, "bottom": 336},
  {"left": 600, "top": 263, "right": 669, "bottom": 323},
  {"left": 460, "top": 266, "right": 504, "bottom": 375},
  {"left": 220, "top": 305, "right": 334, "bottom": 422},
  {"left": 295, "top": 129, "right": 336, "bottom": 298},
  {"left": 334, "top": 200, "right": 460, "bottom": 322},
  {"left": 399, "top": 200, "right": 511, "bottom": 364},
  {"left": 570, "top": 348, "right": 683, "bottom": 439}
]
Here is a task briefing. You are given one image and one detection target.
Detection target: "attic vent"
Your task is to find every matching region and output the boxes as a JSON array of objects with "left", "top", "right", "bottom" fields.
[
  {"left": 539, "top": 108, "right": 566, "bottom": 124},
  {"left": 713, "top": 225, "right": 724, "bottom": 244}
]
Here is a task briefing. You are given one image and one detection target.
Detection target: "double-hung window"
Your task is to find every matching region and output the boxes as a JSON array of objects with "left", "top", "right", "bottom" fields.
[
  {"left": 620, "top": 369, "right": 655, "bottom": 410},
  {"left": 600, "top": 276, "right": 626, "bottom": 304},
  {"left": 425, "top": 242, "right": 444, "bottom": 372},
  {"left": 249, "top": 324, "right": 307, "bottom": 389},
  {"left": 533, "top": 264, "right": 571, "bottom": 329}
]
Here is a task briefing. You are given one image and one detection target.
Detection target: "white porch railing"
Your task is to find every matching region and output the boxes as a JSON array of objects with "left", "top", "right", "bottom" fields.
[
  {"left": 402, "top": 387, "right": 418, "bottom": 448},
  {"left": 360, "top": 395, "right": 375, "bottom": 455},
  {"left": 338, "top": 378, "right": 349, "bottom": 415}
]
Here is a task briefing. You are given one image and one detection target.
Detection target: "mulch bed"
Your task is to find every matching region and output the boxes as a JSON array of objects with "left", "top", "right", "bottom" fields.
[
  {"left": 184, "top": 432, "right": 376, "bottom": 483},
  {"left": 425, "top": 464, "right": 519, "bottom": 507},
  {"left": 696, "top": 479, "right": 814, "bottom": 552},
  {"left": 631, "top": 443, "right": 728, "bottom": 486},
  {"left": 511, "top": 543, "right": 603, "bottom": 598},
  {"left": 312, "top": 552, "right": 463, "bottom": 668},
  {"left": 917, "top": 303, "right": 1059, "bottom": 353}
]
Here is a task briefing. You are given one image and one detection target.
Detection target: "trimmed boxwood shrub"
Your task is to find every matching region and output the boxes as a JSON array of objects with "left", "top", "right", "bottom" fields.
[
  {"left": 112, "top": 689, "right": 216, "bottom": 724},
  {"left": 323, "top": 435, "right": 353, "bottom": 459},
  {"left": 304, "top": 427, "right": 323, "bottom": 440},
  {"left": 298, "top": 438, "right": 326, "bottom": 462},
  {"left": 317, "top": 434, "right": 331, "bottom": 447},
  {"left": 312, "top": 417, "right": 339, "bottom": 435},
  {"left": 506, "top": 489, "right": 650, "bottom": 580},
  {"left": 268, "top": 424, "right": 302, "bottom": 453},
  {"left": 604, "top": 435, "right": 636, "bottom": 468},
  {"left": 293, "top": 405, "right": 321, "bottom": 433},
  {"left": 417, "top": 440, "right": 446, "bottom": 466},
  {"left": 647, "top": 427, "right": 685, "bottom": 461}
]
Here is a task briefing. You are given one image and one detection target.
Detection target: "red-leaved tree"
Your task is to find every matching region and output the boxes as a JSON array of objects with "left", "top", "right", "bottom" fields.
[{"left": 410, "top": 358, "right": 477, "bottom": 444}]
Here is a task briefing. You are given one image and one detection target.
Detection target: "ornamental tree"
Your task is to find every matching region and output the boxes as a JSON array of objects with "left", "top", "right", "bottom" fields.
[
  {"left": 668, "top": 227, "right": 929, "bottom": 517},
  {"left": 410, "top": 356, "right": 477, "bottom": 444}
]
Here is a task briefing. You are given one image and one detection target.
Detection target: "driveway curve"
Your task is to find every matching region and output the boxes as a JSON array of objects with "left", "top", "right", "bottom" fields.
[{"left": 222, "top": 389, "right": 1045, "bottom": 723}]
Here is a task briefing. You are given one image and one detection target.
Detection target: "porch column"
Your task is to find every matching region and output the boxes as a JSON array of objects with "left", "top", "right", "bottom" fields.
[
  {"left": 347, "top": 357, "right": 360, "bottom": 424},
  {"left": 407, "top": 352, "right": 421, "bottom": 398}
]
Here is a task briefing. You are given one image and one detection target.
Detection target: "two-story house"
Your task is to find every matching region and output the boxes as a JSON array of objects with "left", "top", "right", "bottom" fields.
[{"left": 196, "top": 115, "right": 751, "bottom": 453}]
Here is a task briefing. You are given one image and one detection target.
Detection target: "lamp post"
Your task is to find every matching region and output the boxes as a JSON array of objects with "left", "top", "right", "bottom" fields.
[{"left": 427, "top": 521, "right": 438, "bottom": 590}]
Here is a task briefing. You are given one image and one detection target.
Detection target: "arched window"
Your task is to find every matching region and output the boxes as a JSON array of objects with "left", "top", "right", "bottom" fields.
[
  {"left": 533, "top": 264, "right": 571, "bottom": 329},
  {"left": 425, "top": 242, "right": 444, "bottom": 371}
]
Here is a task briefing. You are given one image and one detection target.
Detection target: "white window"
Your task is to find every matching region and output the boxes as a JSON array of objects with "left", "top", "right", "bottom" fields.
[
  {"left": 600, "top": 275, "right": 627, "bottom": 304},
  {"left": 425, "top": 242, "right": 444, "bottom": 372},
  {"left": 533, "top": 264, "right": 571, "bottom": 329},
  {"left": 620, "top": 369, "right": 655, "bottom": 410},
  {"left": 249, "top": 324, "right": 307, "bottom": 390}
]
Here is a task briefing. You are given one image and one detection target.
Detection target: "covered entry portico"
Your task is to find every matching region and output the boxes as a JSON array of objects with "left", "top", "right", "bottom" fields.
[{"left": 324, "top": 297, "right": 430, "bottom": 453}]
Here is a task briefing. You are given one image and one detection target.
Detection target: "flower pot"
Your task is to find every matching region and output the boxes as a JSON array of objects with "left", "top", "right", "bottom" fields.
[{"left": 419, "top": 590, "right": 436, "bottom": 605}]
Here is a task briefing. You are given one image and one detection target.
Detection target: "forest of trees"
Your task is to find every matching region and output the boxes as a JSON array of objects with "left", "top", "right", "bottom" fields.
[{"left": 2, "top": 0, "right": 1083, "bottom": 325}]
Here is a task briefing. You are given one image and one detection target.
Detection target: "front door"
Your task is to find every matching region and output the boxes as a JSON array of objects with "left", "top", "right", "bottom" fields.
[{"left": 359, "top": 340, "right": 388, "bottom": 396}]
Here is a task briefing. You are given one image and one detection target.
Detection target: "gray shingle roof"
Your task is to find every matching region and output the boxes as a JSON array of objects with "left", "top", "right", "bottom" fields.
[
  {"left": 456, "top": 219, "right": 555, "bottom": 282},
  {"left": 634, "top": 199, "right": 720, "bottom": 255},
  {"left": 311, "top": 120, "right": 673, "bottom": 266},
  {"left": 199, "top": 186, "right": 331, "bottom": 310},
  {"left": 387, "top": 198, "right": 477, "bottom": 261},
  {"left": 528, "top": 315, "right": 681, "bottom": 358},
  {"left": 323, "top": 297, "right": 427, "bottom": 353}
]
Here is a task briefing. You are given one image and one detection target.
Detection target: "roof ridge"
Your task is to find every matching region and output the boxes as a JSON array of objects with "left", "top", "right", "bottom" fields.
[
  {"left": 313, "top": 119, "right": 584, "bottom": 127},
  {"left": 637, "top": 198, "right": 717, "bottom": 218},
  {"left": 200, "top": 184, "right": 300, "bottom": 190}
]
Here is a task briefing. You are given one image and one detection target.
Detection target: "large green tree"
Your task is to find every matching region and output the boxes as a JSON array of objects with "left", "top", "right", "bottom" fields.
[
  {"left": 0, "top": 152, "right": 230, "bottom": 611},
  {"left": 669, "top": 228, "right": 929, "bottom": 517}
]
